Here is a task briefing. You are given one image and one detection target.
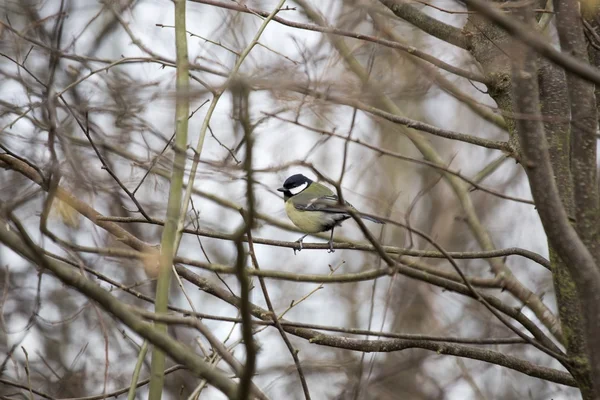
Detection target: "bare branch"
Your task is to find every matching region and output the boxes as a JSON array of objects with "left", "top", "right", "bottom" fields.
[
  {"left": 177, "top": 267, "right": 576, "bottom": 387},
  {"left": 463, "top": 0, "right": 600, "bottom": 86},
  {"left": 510, "top": 6, "right": 600, "bottom": 392},
  {"left": 379, "top": 0, "right": 469, "bottom": 49},
  {"left": 0, "top": 220, "right": 239, "bottom": 399}
]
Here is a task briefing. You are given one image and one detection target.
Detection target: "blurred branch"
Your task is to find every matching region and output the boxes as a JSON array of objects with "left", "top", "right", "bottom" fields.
[
  {"left": 468, "top": 154, "right": 510, "bottom": 189},
  {"left": 148, "top": 0, "right": 190, "bottom": 397},
  {"left": 368, "top": 11, "right": 507, "bottom": 130},
  {"left": 0, "top": 52, "right": 153, "bottom": 222},
  {"left": 28, "top": 242, "right": 501, "bottom": 286},
  {"left": 2, "top": 2, "right": 584, "bottom": 394},
  {"left": 267, "top": 115, "right": 526, "bottom": 203},
  {"left": 462, "top": 0, "right": 600, "bottom": 85},
  {"left": 79, "top": 114, "right": 152, "bottom": 220},
  {"left": 554, "top": 0, "right": 600, "bottom": 261},
  {"left": 0, "top": 20, "right": 228, "bottom": 78},
  {"left": 276, "top": 84, "right": 514, "bottom": 154},
  {"left": 0, "top": 154, "right": 153, "bottom": 252},
  {"left": 176, "top": 260, "right": 559, "bottom": 352},
  {"left": 127, "top": 341, "right": 148, "bottom": 400},
  {"left": 64, "top": 128, "right": 526, "bottom": 216},
  {"left": 0, "top": 219, "right": 239, "bottom": 398},
  {"left": 234, "top": 84, "right": 258, "bottom": 400},
  {"left": 379, "top": 0, "right": 469, "bottom": 49},
  {"left": 0, "top": 152, "right": 551, "bottom": 273},
  {"left": 545, "top": 5, "right": 595, "bottom": 395},
  {"left": 174, "top": 0, "right": 287, "bottom": 253},
  {"left": 137, "top": 310, "right": 527, "bottom": 345},
  {"left": 295, "top": 0, "right": 561, "bottom": 343},
  {"left": 0, "top": 149, "right": 555, "bottom": 359},
  {"left": 322, "top": 179, "right": 567, "bottom": 363},
  {"left": 1, "top": 365, "right": 186, "bottom": 400},
  {"left": 37, "top": 246, "right": 556, "bottom": 360},
  {"left": 187, "top": 0, "right": 482, "bottom": 81},
  {"left": 247, "top": 230, "right": 311, "bottom": 400},
  {"left": 177, "top": 267, "right": 576, "bottom": 387},
  {"left": 510, "top": 7, "right": 600, "bottom": 392}
]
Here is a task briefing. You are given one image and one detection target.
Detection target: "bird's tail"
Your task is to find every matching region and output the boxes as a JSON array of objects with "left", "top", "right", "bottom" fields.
[{"left": 360, "top": 214, "right": 385, "bottom": 224}]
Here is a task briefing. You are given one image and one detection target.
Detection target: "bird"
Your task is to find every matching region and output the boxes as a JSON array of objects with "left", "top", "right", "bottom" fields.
[{"left": 277, "top": 173, "right": 384, "bottom": 253}]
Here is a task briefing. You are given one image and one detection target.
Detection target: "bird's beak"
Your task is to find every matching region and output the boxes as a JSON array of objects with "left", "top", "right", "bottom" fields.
[{"left": 277, "top": 187, "right": 286, "bottom": 192}]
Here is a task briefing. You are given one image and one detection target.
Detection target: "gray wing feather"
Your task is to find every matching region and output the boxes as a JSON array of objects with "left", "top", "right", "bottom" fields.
[
  {"left": 294, "top": 194, "right": 353, "bottom": 213},
  {"left": 294, "top": 193, "right": 385, "bottom": 224}
]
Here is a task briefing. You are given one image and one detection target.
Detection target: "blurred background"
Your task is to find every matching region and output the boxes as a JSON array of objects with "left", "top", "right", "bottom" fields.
[{"left": 0, "top": 0, "right": 571, "bottom": 399}]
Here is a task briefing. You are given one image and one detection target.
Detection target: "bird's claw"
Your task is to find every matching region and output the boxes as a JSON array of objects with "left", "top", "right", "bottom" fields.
[
  {"left": 328, "top": 241, "right": 335, "bottom": 253},
  {"left": 293, "top": 238, "right": 304, "bottom": 255}
]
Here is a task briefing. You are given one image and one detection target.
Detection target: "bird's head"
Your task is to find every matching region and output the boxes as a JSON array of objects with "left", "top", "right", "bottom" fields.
[{"left": 277, "top": 174, "right": 313, "bottom": 199}]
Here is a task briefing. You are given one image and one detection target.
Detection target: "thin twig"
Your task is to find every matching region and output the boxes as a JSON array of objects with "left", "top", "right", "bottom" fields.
[
  {"left": 99, "top": 215, "right": 551, "bottom": 269},
  {"left": 127, "top": 341, "right": 148, "bottom": 400},
  {"left": 246, "top": 229, "right": 312, "bottom": 400}
]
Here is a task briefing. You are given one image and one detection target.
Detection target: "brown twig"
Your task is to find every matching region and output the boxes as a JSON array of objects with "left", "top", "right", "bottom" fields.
[
  {"left": 177, "top": 267, "right": 576, "bottom": 387},
  {"left": 246, "top": 229, "right": 312, "bottom": 400}
]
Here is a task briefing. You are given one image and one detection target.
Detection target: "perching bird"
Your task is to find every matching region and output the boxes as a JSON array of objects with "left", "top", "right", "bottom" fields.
[{"left": 277, "top": 174, "right": 384, "bottom": 253}]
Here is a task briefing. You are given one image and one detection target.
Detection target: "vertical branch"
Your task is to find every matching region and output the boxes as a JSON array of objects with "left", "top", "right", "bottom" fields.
[
  {"left": 234, "top": 83, "right": 257, "bottom": 400},
  {"left": 552, "top": 2, "right": 600, "bottom": 395},
  {"left": 554, "top": 0, "right": 600, "bottom": 262},
  {"left": 127, "top": 341, "right": 149, "bottom": 400},
  {"left": 247, "top": 230, "right": 312, "bottom": 400},
  {"left": 148, "top": 0, "right": 189, "bottom": 398},
  {"left": 511, "top": 6, "right": 600, "bottom": 396},
  {"left": 538, "top": 58, "right": 593, "bottom": 397},
  {"left": 582, "top": 4, "right": 600, "bottom": 124},
  {"left": 173, "top": 0, "right": 287, "bottom": 251}
]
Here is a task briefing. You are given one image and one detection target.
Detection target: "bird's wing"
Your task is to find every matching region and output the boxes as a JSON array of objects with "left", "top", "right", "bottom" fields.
[{"left": 293, "top": 193, "right": 354, "bottom": 214}]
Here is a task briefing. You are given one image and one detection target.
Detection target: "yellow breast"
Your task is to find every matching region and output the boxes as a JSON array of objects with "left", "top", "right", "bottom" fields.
[{"left": 285, "top": 200, "right": 327, "bottom": 233}]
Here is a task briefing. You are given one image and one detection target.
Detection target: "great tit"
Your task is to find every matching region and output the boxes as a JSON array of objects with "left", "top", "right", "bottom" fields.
[{"left": 277, "top": 174, "right": 384, "bottom": 253}]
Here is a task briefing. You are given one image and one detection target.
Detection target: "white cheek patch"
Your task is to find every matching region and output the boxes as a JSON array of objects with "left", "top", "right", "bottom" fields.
[{"left": 289, "top": 182, "right": 308, "bottom": 195}]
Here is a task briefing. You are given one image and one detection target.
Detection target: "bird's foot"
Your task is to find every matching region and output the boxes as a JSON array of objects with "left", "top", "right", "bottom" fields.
[
  {"left": 328, "top": 241, "right": 335, "bottom": 253},
  {"left": 293, "top": 238, "right": 304, "bottom": 255}
]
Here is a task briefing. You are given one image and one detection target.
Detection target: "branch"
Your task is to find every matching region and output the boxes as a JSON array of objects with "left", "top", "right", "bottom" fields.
[
  {"left": 0, "top": 366, "right": 185, "bottom": 400},
  {"left": 0, "top": 152, "right": 551, "bottom": 272},
  {"left": 554, "top": 0, "right": 600, "bottom": 259},
  {"left": 177, "top": 267, "right": 576, "bottom": 387},
  {"left": 510, "top": 8, "right": 600, "bottom": 392},
  {"left": 293, "top": 0, "right": 561, "bottom": 342},
  {"left": 38, "top": 244, "right": 557, "bottom": 360},
  {"left": 148, "top": 0, "right": 190, "bottom": 397},
  {"left": 328, "top": 190, "right": 567, "bottom": 363},
  {"left": 38, "top": 251, "right": 521, "bottom": 347},
  {"left": 174, "top": 0, "right": 286, "bottom": 251},
  {"left": 267, "top": 115, "right": 523, "bottom": 203},
  {"left": 0, "top": 153, "right": 558, "bottom": 354},
  {"left": 462, "top": 0, "right": 600, "bottom": 86},
  {"left": 379, "top": 0, "right": 469, "bottom": 49},
  {"left": 235, "top": 83, "right": 259, "bottom": 400},
  {"left": 278, "top": 84, "right": 513, "bottom": 153},
  {"left": 0, "top": 221, "right": 239, "bottom": 399},
  {"left": 0, "top": 154, "right": 154, "bottom": 253},
  {"left": 186, "top": 0, "right": 481, "bottom": 80},
  {"left": 136, "top": 310, "right": 528, "bottom": 346},
  {"left": 247, "top": 231, "right": 312, "bottom": 400},
  {"left": 549, "top": 3, "right": 597, "bottom": 394},
  {"left": 368, "top": 11, "right": 506, "bottom": 129},
  {"left": 96, "top": 216, "right": 551, "bottom": 271},
  {"left": 175, "top": 260, "right": 559, "bottom": 357}
]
